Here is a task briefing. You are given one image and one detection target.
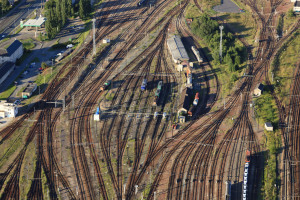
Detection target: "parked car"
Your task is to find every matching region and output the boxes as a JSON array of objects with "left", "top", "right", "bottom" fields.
[
  {"left": 66, "top": 44, "right": 73, "bottom": 48},
  {"left": 14, "top": 99, "right": 21, "bottom": 105}
]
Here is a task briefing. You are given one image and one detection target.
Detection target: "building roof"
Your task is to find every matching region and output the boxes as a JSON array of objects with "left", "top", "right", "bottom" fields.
[
  {"left": 23, "top": 17, "right": 46, "bottom": 27},
  {"left": 178, "top": 87, "right": 192, "bottom": 112},
  {"left": 167, "top": 35, "right": 189, "bottom": 62},
  {"left": 0, "top": 62, "right": 14, "bottom": 79},
  {"left": 255, "top": 83, "right": 264, "bottom": 91},
  {"left": 265, "top": 122, "right": 273, "bottom": 128},
  {"left": 295, "top": 1, "right": 300, "bottom": 7},
  {"left": 0, "top": 40, "right": 23, "bottom": 57}
]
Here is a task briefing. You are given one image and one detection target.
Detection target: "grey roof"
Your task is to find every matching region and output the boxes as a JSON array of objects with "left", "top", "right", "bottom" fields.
[
  {"left": 23, "top": 83, "right": 37, "bottom": 93},
  {"left": 295, "top": 1, "right": 300, "bottom": 7},
  {"left": 0, "top": 62, "right": 14, "bottom": 79},
  {"left": 7, "top": 40, "right": 22, "bottom": 56},
  {"left": 265, "top": 122, "right": 273, "bottom": 128},
  {"left": 167, "top": 35, "right": 189, "bottom": 62},
  {"left": 0, "top": 40, "right": 22, "bottom": 57},
  {"left": 255, "top": 83, "right": 264, "bottom": 91}
]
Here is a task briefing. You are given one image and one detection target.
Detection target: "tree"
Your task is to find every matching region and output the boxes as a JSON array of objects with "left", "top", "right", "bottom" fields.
[
  {"left": 287, "top": 9, "right": 295, "bottom": 18},
  {"left": 66, "top": 0, "right": 72, "bottom": 16},
  {"left": 1, "top": 0, "right": 9, "bottom": 11},
  {"left": 41, "top": 62, "right": 48, "bottom": 69},
  {"left": 79, "top": 0, "right": 84, "bottom": 19},
  {"left": 45, "top": 7, "right": 57, "bottom": 39},
  {"left": 61, "top": 0, "right": 67, "bottom": 26}
]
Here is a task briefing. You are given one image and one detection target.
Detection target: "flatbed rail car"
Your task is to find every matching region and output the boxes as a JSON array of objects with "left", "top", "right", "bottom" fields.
[
  {"left": 243, "top": 150, "right": 251, "bottom": 200},
  {"left": 188, "top": 105, "right": 195, "bottom": 116},
  {"left": 55, "top": 48, "right": 74, "bottom": 62},
  {"left": 225, "top": 180, "right": 231, "bottom": 200},
  {"left": 193, "top": 92, "right": 199, "bottom": 106},
  {"left": 141, "top": 79, "right": 147, "bottom": 91},
  {"left": 191, "top": 46, "right": 203, "bottom": 63},
  {"left": 153, "top": 81, "right": 163, "bottom": 106}
]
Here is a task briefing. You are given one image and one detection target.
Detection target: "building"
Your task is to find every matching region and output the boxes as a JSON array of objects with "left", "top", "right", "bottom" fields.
[
  {"left": 253, "top": 83, "right": 264, "bottom": 96},
  {"left": 178, "top": 87, "right": 192, "bottom": 115},
  {"left": 294, "top": 1, "right": 300, "bottom": 12},
  {"left": 0, "top": 62, "right": 15, "bottom": 85},
  {"left": 22, "top": 83, "right": 37, "bottom": 98},
  {"left": 265, "top": 122, "right": 273, "bottom": 131},
  {"left": 0, "top": 100, "right": 18, "bottom": 118},
  {"left": 167, "top": 35, "right": 189, "bottom": 64},
  {"left": 0, "top": 40, "right": 23, "bottom": 65},
  {"left": 21, "top": 17, "right": 46, "bottom": 29}
]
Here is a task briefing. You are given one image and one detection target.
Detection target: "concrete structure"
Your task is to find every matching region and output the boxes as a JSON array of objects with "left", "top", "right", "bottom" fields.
[
  {"left": 294, "top": 1, "right": 300, "bottom": 12},
  {"left": 0, "top": 62, "right": 15, "bottom": 85},
  {"left": 178, "top": 87, "right": 192, "bottom": 115},
  {"left": 0, "top": 101, "right": 18, "bottom": 118},
  {"left": 265, "top": 122, "right": 273, "bottom": 131},
  {"left": 0, "top": 40, "right": 23, "bottom": 65},
  {"left": 253, "top": 83, "right": 264, "bottom": 97},
  {"left": 22, "top": 83, "right": 37, "bottom": 98},
  {"left": 167, "top": 35, "right": 189, "bottom": 64}
]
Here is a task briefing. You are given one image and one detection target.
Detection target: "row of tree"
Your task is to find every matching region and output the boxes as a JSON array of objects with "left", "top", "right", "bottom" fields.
[
  {"left": 191, "top": 14, "right": 245, "bottom": 72},
  {"left": 1, "top": 0, "right": 11, "bottom": 15},
  {"left": 45, "top": 0, "right": 91, "bottom": 39}
]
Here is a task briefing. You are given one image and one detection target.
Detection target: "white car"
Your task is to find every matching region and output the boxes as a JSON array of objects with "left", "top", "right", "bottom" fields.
[
  {"left": 57, "top": 53, "right": 62, "bottom": 56},
  {"left": 66, "top": 44, "right": 73, "bottom": 48}
]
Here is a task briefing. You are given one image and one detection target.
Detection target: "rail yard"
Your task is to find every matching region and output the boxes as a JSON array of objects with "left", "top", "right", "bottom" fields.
[{"left": 0, "top": 0, "right": 299, "bottom": 198}]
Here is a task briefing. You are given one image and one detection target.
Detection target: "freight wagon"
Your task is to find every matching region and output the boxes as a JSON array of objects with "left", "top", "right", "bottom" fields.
[
  {"left": 153, "top": 81, "right": 163, "bottom": 106},
  {"left": 141, "top": 79, "right": 147, "bottom": 91},
  {"left": 191, "top": 46, "right": 203, "bottom": 63},
  {"left": 243, "top": 150, "right": 251, "bottom": 200}
]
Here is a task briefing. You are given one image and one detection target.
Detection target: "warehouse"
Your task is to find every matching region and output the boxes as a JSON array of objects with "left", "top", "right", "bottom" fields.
[
  {"left": 167, "top": 35, "right": 189, "bottom": 64},
  {"left": 0, "top": 40, "right": 23, "bottom": 65},
  {"left": 21, "top": 17, "right": 46, "bottom": 29},
  {"left": 0, "top": 62, "right": 15, "bottom": 85},
  {"left": 0, "top": 100, "right": 18, "bottom": 118}
]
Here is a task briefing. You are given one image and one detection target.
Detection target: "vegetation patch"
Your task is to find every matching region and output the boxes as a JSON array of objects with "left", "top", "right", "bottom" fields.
[
  {"left": 261, "top": 130, "right": 281, "bottom": 199},
  {"left": 254, "top": 89, "right": 279, "bottom": 129},
  {"left": 271, "top": 30, "right": 300, "bottom": 107},
  {"left": 0, "top": 84, "right": 16, "bottom": 100},
  {"left": 20, "top": 38, "right": 35, "bottom": 51}
]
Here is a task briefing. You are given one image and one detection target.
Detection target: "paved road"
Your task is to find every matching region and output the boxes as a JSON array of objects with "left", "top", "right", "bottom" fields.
[
  {"left": 213, "top": 0, "right": 241, "bottom": 13},
  {"left": 0, "top": 0, "right": 41, "bottom": 36}
]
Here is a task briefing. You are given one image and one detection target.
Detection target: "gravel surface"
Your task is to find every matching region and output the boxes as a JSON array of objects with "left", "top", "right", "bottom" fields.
[{"left": 213, "top": 0, "right": 241, "bottom": 13}]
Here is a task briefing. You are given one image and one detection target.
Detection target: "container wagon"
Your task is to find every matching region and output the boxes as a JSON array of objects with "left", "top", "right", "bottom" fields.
[
  {"left": 153, "top": 81, "right": 163, "bottom": 106},
  {"left": 137, "top": 0, "right": 147, "bottom": 6},
  {"left": 225, "top": 180, "right": 231, "bottom": 200},
  {"left": 191, "top": 46, "right": 203, "bottom": 63},
  {"left": 141, "top": 79, "right": 147, "bottom": 91},
  {"left": 100, "top": 80, "right": 111, "bottom": 91},
  {"left": 193, "top": 92, "right": 199, "bottom": 106}
]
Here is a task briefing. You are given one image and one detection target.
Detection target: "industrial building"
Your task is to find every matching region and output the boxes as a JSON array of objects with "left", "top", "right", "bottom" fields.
[
  {"left": 0, "top": 62, "right": 15, "bottom": 85},
  {"left": 167, "top": 35, "right": 189, "bottom": 64},
  {"left": 21, "top": 17, "right": 46, "bottom": 29},
  {"left": 294, "top": 0, "right": 300, "bottom": 12},
  {"left": 178, "top": 87, "right": 192, "bottom": 115},
  {"left": 253, "top": 83, "right": 264, "bottom": 97},
  {"left": 22, "top": 83, "right": 37, "bottom": 98},
  {"left": 265, "top": 122, "right": 273, "bottom": 131},
  {"left": 0, "top": 40, "right": 23, "bottom": 65},
  {"left": 0, "top": 100, "right": 18, "bottom": 118}
]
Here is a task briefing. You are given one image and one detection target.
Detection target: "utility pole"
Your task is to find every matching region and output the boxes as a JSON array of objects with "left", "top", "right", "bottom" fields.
[
  {"left": 219, "top": 25, "right": 224, "bottom": 63},
  {"left": 92, "top": 18, "right": 96, "bottom": 56}
]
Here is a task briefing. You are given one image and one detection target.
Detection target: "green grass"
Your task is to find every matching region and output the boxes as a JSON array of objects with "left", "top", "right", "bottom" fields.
[
  {"left": 185, "top": 3, "right": 202, "bottom": 19},
  {"left": 35, "top": 67, "right": 56, "bottom": 87},
  {"left": 271, "top": 30, "right": 300, "bottom": 107},
  {"left": 20, "top": 38, "right": 35, "bottom": 50},
  {"left": 0, "top": 84, "right": 16, "bottom": 100},
  {"left": 255, "top": 90, "right": 279, "bottom": 129},
  {"left": 76, "top": 20, "right": 92, "bottom": 47},
  {"left": 261, "top": 131, "right": 281, "bottom": 199}
]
